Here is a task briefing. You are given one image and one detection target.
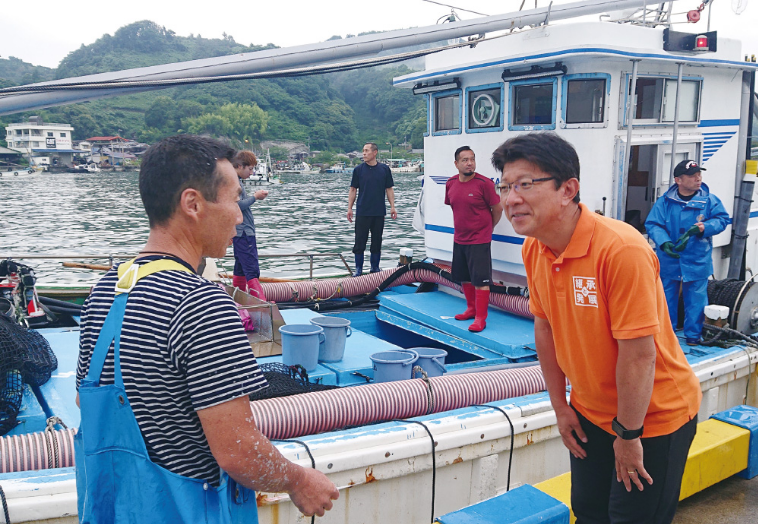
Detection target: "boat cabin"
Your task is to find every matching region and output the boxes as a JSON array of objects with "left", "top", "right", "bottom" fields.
[{"left": 395, "top": 21, "right": 758, "bottom": 286}]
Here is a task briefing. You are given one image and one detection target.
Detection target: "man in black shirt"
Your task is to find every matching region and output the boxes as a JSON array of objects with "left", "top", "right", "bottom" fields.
[{"left": 347, "top": 142, "right": 397, "bottom": 276}]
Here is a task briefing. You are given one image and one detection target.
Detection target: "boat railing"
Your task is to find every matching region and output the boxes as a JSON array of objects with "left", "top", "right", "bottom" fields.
[{"left": 2, "top": 252, "right": 353, "bottom": 280}]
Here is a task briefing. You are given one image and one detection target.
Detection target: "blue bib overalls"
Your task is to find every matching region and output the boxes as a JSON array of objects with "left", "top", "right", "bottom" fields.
[{"left": 74, "top": 259, "right": 259, "bottom": 523}]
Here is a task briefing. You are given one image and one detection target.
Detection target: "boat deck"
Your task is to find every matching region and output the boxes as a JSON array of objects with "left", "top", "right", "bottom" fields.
[{"left": 17, "top": 289, "right": 750, "bottom": 435}]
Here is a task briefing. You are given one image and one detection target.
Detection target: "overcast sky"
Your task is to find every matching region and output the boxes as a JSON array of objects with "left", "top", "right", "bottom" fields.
[{"left": 1, "top": 0, "right": 756, "bottom": 69}]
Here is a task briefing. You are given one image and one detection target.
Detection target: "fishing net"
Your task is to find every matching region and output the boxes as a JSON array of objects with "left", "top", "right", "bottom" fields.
[
  {"left": 0, "top": 313, "right": 58, "bottom": 435},
  {"left": 249, "top": 363, "right": 339, "bottom": 402}
]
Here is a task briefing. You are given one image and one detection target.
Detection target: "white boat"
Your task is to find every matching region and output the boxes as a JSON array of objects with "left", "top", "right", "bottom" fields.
[
  {"left": 0, "top": 1, "right": 756, "bottom": 522},
  {"left": 278, "top": 161, "right": 320, "bottom": 175},
  {"left": 72, "top": 163, "right": 101, "bottom": 174},
  {"left": 0, "top": 166, "right": 40, "bottom": 178},
  {"left": 389, "top": 159, "right": 422, "bottom": 173},
  {"left": 249, "top": 150, "right": 283, "bottom": 185},
  {"left": 325, "top": 161, "right": 351, "bottom": 173}
]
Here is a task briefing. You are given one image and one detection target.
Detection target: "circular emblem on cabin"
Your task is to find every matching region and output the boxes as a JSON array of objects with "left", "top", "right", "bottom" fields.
[{"left": 472, "top": 93, "right": 499, "bottom": 127}]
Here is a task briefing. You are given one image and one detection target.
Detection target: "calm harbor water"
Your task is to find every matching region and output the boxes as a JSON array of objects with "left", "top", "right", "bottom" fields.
[{"left": 0, "top": 171, "right": 425, "bottom": 286}]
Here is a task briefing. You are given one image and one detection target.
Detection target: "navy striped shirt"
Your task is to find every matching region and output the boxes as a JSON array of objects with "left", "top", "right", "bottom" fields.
[{"left": 76, "top": 256, "right": 267, "bottom": 485}]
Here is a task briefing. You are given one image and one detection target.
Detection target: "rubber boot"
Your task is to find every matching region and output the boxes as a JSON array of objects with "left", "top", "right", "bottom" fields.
[
  {"left": 455, "top": 283, "right": 477, "bottom": 320},
  {"left": 232, "top": 275, "right": 247, "bottom": 291},
  {"left": 468, "top": 289, "right": 490, "bottom": 332},
  {"left": 247, "top": 278, "right": 267, "bottom": 302},
  {"left": 353, "top": 253, "right": 364, "bottom": 277},
  {"left": 370, "top": 252, "right": 382, "bottom": 273}
]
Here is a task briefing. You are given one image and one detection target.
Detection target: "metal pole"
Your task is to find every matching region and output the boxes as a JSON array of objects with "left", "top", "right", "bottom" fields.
[
  {"left": 309, "top": 255, "right": 314, "bottom": 280},
  {"left": 707, "top": 0, "right": 712, "bottom": 32},
  {"left": 669, "top": 63, "right": 684, "bottom": 186},
  {"left": 622, "top": 59, "right": 640, "bottom": 221},
  {"left": 727, "top": 70, "right": 756, "bottom": 279}
]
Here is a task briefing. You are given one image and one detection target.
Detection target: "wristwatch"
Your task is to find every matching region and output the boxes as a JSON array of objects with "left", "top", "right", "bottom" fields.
[{"left": 612, "top": 417, "right": 644, "bottom": 440}]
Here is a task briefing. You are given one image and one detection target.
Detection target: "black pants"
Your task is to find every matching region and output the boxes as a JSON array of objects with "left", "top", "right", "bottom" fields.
[
  {"left": 570, "top": 407, "right": 697, "bottom": 524},
  {"left": 353, "top": 216, "right": 384, "bottom": 254}
]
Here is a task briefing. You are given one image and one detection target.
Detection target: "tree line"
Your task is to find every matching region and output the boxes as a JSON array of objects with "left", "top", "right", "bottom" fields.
[{"left": 0, "top": 21, "right": 427, "bottom": 152}]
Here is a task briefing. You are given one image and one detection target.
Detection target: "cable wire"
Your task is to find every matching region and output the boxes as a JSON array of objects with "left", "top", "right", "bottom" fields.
[
  {"left": 273, "top": 439, "right": 316, "bottom": 524},
  {"left": 394, "top": 419, "right": 437, "bottom": 523},
  {"left": 472, "top": 404, "right": 515, "bottom": 492},
  {"left": 421, "top": 0, "right": 490, "bottom": 17}
]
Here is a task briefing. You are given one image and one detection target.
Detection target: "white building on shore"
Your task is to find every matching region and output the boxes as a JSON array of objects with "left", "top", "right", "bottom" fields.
[{"left": 4, "top": 116, "right": 76, "bottom": 167}]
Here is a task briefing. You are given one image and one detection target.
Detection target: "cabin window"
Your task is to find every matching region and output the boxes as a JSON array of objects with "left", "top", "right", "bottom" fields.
[
  {"left": 565, "top": 79, "right": 606, "bottom": 124},
  {"left": 60, "top": 133, "right": 67, "bottom": 138},
  {"left": 626, "top": 76, "right": 701, "bottom": 125},
  {"left": 466, "top": 85, "right": 503, "bottom": 132},
  {"left": 432, "top": 91, "right": 462, "bottom": 135},
  {"left": 662, "top": 80, "right": 700, "bottom": 122},
  {"left": 509, "top": 78, "right": 557, "bottom": 130},
  {"left": 47, "top": 132, "right": 53, "bottom": 137}
]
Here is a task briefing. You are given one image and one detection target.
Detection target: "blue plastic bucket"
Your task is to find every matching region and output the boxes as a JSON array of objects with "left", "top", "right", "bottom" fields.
[
  {"left": 279, "top": 324, "right": 325, "bottom": 372},
  {"left": 309, "top": 316, "right": 352, "bottom": 362},
  {"left": 370, "top": 350, "right": 418, "bottom": 383},
  {"left": 412, "top": 347, "right": 448, "bottom": 378}
]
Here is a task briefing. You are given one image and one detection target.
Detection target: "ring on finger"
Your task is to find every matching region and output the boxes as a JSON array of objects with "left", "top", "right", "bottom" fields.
[{"left": 627, "top": 470, "right": 636, "bottom": 474}]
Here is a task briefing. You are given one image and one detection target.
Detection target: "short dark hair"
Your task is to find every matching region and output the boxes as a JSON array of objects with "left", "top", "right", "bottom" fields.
[
  {"left": 139, "top": 135, "right": 236, "bottom": 227},
  {"left": 364, "top": 142, "right": 378, "bottom": 152},
  {"left": 491, "top": 133, "right": 580, "bottom": 204},
  {"left": 454, "top": 146, "right": 473, "bottom": 161},
  {"left": 233, "top": 150, "right": 258, "bottom": 168}
]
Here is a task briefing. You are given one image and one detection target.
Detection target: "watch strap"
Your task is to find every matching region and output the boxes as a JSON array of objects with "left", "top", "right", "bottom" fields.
[{"left": 612, "top": 417, "right": 644, "bottom": 439}]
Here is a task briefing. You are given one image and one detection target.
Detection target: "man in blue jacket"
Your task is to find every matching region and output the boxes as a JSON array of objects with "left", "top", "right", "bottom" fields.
[{"left": 645, "top": 160, "right": 729, "bottom": 345}]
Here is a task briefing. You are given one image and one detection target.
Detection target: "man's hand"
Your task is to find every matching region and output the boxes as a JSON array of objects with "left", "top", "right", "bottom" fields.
[
  {"left": 390, "top": 207, "right": 397, "bottom": 220},
  {"left": 347, "top": 209, "right": 353, "bottom": 223},
  {"left": 674, "top": 224, "right": 702, "bottom": 252},
  {"left": 555, "top": 405, "right": 588, "bottom": 459},
  {"left": 288, "top": 468, "right": 340, "bottom": 518},
  {"left": 613, "top": 437, "right": 652, "bottom": 492},
  {"left": 254, "top": 190, "right": 269, "bottom": 200},
  {"left": 660, "top": 242, "right": 680, "bottom": 258}
]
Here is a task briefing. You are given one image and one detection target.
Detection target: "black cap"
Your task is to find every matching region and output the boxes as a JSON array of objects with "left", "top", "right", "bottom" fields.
[{"left": 674, "top": 159, "right": 706, "bottom": 178}]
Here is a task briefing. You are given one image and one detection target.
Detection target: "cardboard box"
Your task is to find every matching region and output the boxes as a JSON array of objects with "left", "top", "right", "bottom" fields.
[{"left": 224, "top": 285, "right": 284, "bottom": 357}]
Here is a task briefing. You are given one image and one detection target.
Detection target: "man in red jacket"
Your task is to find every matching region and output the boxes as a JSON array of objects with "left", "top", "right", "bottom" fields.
[{"left": 445, "top": 146, "right": 503, "bottom": 332}]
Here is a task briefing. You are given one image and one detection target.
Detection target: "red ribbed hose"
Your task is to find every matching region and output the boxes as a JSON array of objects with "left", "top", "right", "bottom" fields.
[
  {"left": 0, "top": 428, "right": 76, "bottom": 473},
  {"left": 261, "top": 266, "right": 533, "bottom": 319},
  {"left": 249, "top": 366, "right": 545, "bottom": 440}
]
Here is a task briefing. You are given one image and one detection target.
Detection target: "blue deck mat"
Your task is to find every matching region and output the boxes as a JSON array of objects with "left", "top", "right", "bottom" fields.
[
  {"left": 261, "top": 309, "right": 403, "bottom": 386},
  {"left": 379, "top": 292, "right": 536, "bottom": 360}
]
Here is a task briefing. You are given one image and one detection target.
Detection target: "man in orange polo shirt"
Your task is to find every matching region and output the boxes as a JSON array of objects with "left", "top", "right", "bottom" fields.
[{"left": 492, "top": 133, "right": 701, "bottom": 524}]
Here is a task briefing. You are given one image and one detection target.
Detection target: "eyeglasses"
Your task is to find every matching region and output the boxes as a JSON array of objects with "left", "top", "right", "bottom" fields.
[{"left": 498, "top": 177, "right": 555, "bottom": 196}]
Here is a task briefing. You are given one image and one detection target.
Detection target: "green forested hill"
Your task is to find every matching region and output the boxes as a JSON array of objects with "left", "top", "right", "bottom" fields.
[
  {"left": 0, "top": 21, "right": 426, "bottom": 152},
  {"left": 0, "top": 57, "right": 55, "bottom": 88}
]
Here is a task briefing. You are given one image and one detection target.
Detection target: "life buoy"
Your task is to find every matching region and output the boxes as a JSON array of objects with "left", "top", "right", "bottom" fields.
[
  {"left": 28, "top": 169, "right": 33, "bottom": 174},
  {"left": 13, "top": 172, "right": 19, "bottom": 176}
]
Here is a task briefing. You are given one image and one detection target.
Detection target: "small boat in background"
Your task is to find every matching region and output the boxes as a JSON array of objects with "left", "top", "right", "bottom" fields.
[
  {"left": 0, "top": 165, "right": 39, "bottom": 178},
  {"left": 278, "top": 161, "right": 320, "bottom": 175},
  {"left": 72, "top": 163, "right": 101, "bottom": 174}
]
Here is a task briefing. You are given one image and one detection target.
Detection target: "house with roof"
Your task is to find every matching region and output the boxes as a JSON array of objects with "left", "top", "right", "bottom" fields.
[{"left": 4, "top": 116, "right": 76, "bottom": 167}]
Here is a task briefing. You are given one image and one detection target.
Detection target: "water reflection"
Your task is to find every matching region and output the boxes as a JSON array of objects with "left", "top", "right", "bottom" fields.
[{"left": 0, "top": 171, "right": 425, "bottom": 285}]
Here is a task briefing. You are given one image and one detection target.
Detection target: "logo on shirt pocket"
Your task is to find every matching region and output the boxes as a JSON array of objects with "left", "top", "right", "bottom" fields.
[{"left": 572, "top": 276, "right": 598, "bottom": 308}]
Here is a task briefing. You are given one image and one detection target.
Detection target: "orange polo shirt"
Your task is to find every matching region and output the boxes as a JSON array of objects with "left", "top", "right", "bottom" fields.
[{"left": 523, "top": 203, "right": 701, "bottom": 437}]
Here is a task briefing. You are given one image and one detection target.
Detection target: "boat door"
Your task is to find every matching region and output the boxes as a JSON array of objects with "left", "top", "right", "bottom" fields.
[{"left": 623, "top": 141, "right": 698, "bottom": 232}]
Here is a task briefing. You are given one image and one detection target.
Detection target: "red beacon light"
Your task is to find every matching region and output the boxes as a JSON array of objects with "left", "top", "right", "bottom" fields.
[{"left": 694, "top": 34, "right": 709, "bottom": 52}]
